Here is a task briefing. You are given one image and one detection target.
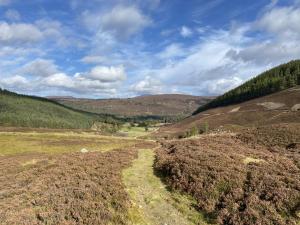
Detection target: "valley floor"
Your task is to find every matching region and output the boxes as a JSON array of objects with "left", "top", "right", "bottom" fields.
[{"left": 0, "top": 124, "right": 299, "bottom": 225}]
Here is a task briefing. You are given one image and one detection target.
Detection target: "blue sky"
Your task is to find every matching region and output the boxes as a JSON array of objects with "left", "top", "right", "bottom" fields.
[{"left": 0, "top": 0, "right": 299, "bottom": 98}]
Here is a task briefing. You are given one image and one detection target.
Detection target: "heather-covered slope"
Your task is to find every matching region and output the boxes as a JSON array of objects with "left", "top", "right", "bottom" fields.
[
  {"left": 51, "top": 94, "right": 214, "bottom": 118},
  {"left": 156, "top": 86, "right": 300, "bottom": 138}
]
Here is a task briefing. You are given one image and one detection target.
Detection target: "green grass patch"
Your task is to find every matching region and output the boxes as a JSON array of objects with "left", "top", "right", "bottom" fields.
[
  {"left": 123, "top": 148, "right": 208, "bottom": 225},
  {"left": 119, "top": 124, "right": 158, "bottom": 138},
  {"left": 0, "top": 131, "right": 140, "bottom": 155}
]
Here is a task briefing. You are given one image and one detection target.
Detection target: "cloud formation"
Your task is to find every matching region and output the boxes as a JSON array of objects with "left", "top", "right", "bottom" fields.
[
  {"left": 20, "top": 59, "right": 59, "bottom": 77},
  {"left": 0, "top": 21, "right": 43, "bottom": 44},
  {"left": 180, "top": 26, "right": 193, "bottom": 37},
  {"left": 0, "top": 0, "right": 299, "bottom": 98},
  {"left": 88, "top": 65, "right": 127, "bottom": 82},
  {"left": 101, "top": 5, "right": 151, "bottom": 40},
  {"left": 130, "top": 76, "right": 162, "bottom": 95}
]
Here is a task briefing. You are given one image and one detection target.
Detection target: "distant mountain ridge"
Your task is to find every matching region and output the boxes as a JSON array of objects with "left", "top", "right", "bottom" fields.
[{"left": 51, "top": 94, "right": 214, "bottom": 118}]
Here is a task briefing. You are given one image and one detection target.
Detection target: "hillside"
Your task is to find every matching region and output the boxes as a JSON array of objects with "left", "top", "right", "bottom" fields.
[
  {"left": 0, "top": 89, "right": 120, "bottom": 129},
  {"left": 156, "top": 86, "right": 300, "bottom": 138},
  {"left": 153, "top": 62, "right": 300, "bottom": 224},
  {"left": 194, "top": 60, "right": 300, "bottom": 114},
  {"left": 50, "top": 94, "right": 214, "bottom": 119}
]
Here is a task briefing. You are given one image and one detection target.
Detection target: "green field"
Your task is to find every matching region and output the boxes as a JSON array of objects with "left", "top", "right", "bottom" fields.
[
  {"left": 0, "top": 130, "right": 141, "bottom": 155},
  {"left": 118, "top": 123, "right": 158, "bottom": 137}
]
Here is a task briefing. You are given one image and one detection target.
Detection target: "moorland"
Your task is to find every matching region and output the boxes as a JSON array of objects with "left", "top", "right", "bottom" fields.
[{"left": 0, "top": 60, "right": 299, "bottom": 225}]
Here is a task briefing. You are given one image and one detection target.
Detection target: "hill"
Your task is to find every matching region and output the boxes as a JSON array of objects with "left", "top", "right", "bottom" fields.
[
  {"left": 0, "top": 89, "right": 120, "bottom": 130},
  {"left": 194, "top": 60, "right": 300, "bottom": 114},
  {"left": 154, "top": 62, "right": 300, "bottom": 225},
  {"left": 157, "top": 86, "right": 300, "bottom": 138},
  {"left": 50, "top": 94, "right": 214, "bottom": 119}
]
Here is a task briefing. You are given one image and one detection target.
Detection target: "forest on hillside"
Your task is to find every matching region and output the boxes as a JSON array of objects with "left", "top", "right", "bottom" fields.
[
  {"left": 194, "top": 60, "right": 300, "bottom": 114},
  {"left": 0, "top": 89, "right": 121, "bottom": 130}
]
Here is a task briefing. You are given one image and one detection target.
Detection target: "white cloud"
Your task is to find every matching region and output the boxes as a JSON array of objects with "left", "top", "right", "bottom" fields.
[
  {"left": 5, "top": 9, "right": 20, "bottom": 21},
  {"left": 88, "top": 65, "right": 126, "bottom": 82},
  {"left": 35, "top": 19, "right": 69, "bottom": 47},
  {"left": 80, "top": 55, "right": 107, "bottom": 64},
  {"left": 42, "top": 73, "right": 119, "bottom": 95},
  {"left": 180, "top": 26, "right": 193, "bottom": 37},
  {"left": 228, "top": 4, "right": 300, "bottom": 65},
  {"left": 257, "top": 6, "right": 300, "bottom": 39},
  {"left": 20, "top": 59, "right": 59, "bottom": 77},
  {"left": 101, "top": 5, "right": 151, "bottom": 40},
  {"left": 130, "top": 76, "right": 162, "bottom": 95},
  {"left": 43, "top": 73, "right": 73, "bottom": 88},
  {"left": 200, "top": 77, "right": 243, "bottom": 95},
  {"left": 1, "top": 75, "right": 27, "bottom": 86},
  {"left": 0, "top": 21, "right": 43, "bottom": 44},
  {"left": 141, "top": 27, "right": 268, "bottom": 95},
  {"left": 157, "top": 43, "right": 186, "bottom": 59}
]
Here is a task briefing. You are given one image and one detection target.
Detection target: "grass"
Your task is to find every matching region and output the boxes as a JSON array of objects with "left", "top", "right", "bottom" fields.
[
  {"left": 122, "top": 148, "right": 208, "bottom": 225},
  {"left": 0, "top": 131, "right": 141, "bottom": 155},
  {"left": 119, "top": 124, "right": 158, "bottom": 137},
  {"left": 243, "top": 157, "right": 265, "bottom": 164}
]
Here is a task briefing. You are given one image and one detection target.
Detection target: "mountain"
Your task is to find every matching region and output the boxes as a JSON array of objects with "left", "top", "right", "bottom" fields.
[
  {"left": 50, "top": 94, "right": 214, "bottom": 119},
  {"left": 194, "top": 60, "right": 300, "bottom": 115},
  {"left": 0, "top": 89, "right": 120, "bottom": 129}
]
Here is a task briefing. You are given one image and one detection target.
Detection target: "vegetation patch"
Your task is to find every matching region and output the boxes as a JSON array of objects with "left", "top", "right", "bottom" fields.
[
  {"left": 155, "top": 134, "right": 300, "bottom": 225},
  {"left": 237, "top": 123, "right": 300, "bottom": 149},
  {"left": 123, "top": 148, "right": 208, "bottom": 225},
  {"left": 243, "top": 157, "right": 265, "bottom": 164},
  {"left": 0, "top": 131, "right": 143, "bottom": 155},
  {"left": 0, "top": 89, "right": 121, "bottom": 130},
  {"left": 0, "top": 149, "right": 139, "bottom": 225}
]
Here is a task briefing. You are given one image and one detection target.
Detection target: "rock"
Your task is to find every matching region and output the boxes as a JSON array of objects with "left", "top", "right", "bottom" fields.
[
  {"left": 257, "top": 102, "right": 285, "bottom": 110},
  {"left": 80, "top": 148, "right": 89, "bottom": 153},
  {"left": 229, "top": 107, "right": 240, "bottom": 113},
  {"left": 291, "top": 104, "right": 300, "bottom": 112}
]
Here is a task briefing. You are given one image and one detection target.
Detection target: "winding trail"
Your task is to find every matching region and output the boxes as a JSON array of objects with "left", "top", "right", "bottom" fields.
[{"left": 123, "top": 148, "right": 207, "bottom": 225}]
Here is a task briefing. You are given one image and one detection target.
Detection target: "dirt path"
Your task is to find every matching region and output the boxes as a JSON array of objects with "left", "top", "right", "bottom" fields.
[{"left": 123, "top": 148, "right": 207, "bottom": 225}]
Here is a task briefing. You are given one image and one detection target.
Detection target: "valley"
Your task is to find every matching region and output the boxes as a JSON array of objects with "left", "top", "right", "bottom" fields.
[
  {"left": 0, "top": 60, "right": 300, "bottom": 225},
  {"left": 50, "top": 94, "right": 214, "bottom": 120}
]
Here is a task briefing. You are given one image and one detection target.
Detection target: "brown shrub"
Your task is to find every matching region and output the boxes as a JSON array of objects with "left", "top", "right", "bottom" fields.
[
  {"left": 155, "top": 134, "right": 300, "bottom": 225},
  {"left": 0, "top": 149, "right": 138, "bottom": 225},
  {"left": 237, "top": 123, "right": 300, "bottom": 149}
]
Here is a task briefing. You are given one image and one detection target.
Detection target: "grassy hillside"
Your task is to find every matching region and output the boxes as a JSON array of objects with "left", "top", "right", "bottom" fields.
[
  {"left": 0, "top": 89, "right": 121, "bottom": 129},
  {"left": 194, "top": 60, "right": 300, "bottom": 114}
]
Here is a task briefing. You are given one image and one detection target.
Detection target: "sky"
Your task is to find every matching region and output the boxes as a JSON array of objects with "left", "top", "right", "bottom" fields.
[{"left": 0, "top": 0, "right": 299, "bottom": 98}]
